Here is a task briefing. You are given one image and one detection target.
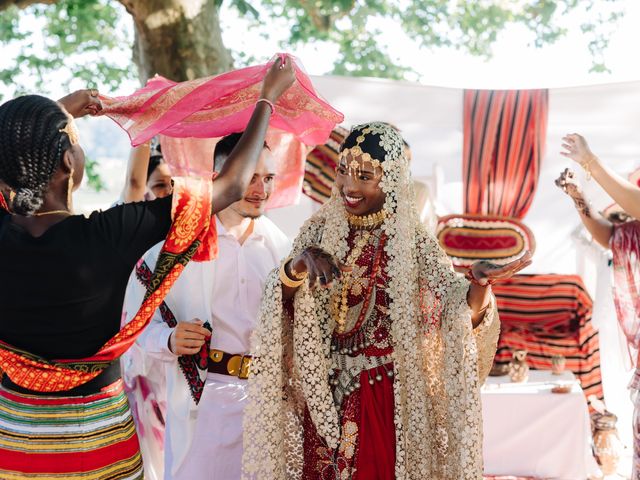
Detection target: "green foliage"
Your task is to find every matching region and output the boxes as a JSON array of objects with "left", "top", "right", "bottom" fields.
[
  {"left": 0, "top": 0, "right": 132, "bottom": 100},
  {"left": 258, "top": 0, "right": 622, "bottom": 78},
  {"left": 83, "top": 155, "right": 106, "bottom": 192},
  {"left": 0, "top": 0, "right": 625, "bottom": 91}
]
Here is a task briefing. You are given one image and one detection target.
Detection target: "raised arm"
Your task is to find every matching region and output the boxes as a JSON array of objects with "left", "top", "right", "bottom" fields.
[
  {"left": 210, "top": 56, "right": 295, "bottom": 214},
  {"left": 121, "top": 143, "right": 151, "bottom": 203},
  {"left": 555, "top": 168, "right": 613, "bottom": 249},
  {"left": 561, "top": 133, "right": 640, "bottom": 221}
]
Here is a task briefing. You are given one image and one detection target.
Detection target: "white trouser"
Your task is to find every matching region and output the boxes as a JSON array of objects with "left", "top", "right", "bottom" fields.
[{"left": 165, "top": 373, "right": 248, "bottom": 480}]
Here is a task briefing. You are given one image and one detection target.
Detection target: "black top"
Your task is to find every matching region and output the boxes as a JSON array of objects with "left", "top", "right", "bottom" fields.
[{"left": 0, "top": 196, "right": 172, "bottom": 360}]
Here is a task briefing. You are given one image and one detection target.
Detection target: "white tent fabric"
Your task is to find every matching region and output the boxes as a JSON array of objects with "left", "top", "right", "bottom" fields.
[{"left": 267, "top": 77, "right": 640, "bottom": 450}]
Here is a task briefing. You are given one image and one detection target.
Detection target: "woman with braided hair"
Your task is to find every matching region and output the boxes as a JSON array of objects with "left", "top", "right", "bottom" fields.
[
  {"left": 0, "top": 57, "right": 295, "bottom": 479},
  {"left": 243, "top": 122, "right": 532, "bottom": 480}
]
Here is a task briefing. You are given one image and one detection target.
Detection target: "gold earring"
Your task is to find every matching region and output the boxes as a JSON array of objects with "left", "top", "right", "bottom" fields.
[{"left": 67, "top": 168, "right": 74, "bottom": 211}]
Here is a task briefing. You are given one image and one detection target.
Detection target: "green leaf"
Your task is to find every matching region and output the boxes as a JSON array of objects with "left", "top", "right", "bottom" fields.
[{"left": 83, "top": 155, "right": 106, "bottom": 192}]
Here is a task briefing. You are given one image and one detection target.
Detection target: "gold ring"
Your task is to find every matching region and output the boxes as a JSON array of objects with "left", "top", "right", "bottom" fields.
[{"left": 89, "top": 88, "right": 99, "bottom": 97}]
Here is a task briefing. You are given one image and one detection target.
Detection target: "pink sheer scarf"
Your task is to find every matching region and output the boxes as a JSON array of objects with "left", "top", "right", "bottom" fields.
[
  {"left": 611, "top": 221, "right": 640, "bottom": 364},
  {"left": 99, "top": 55, "right": 341, "bottom": 208},
  {"left": 99, "top": 54, "right": 343, "bottom": 147}
]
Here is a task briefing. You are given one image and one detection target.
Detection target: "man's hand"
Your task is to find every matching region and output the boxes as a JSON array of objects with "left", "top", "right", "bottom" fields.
[{"left": 168, "top": 319, "right": 211, "bottom": 356}]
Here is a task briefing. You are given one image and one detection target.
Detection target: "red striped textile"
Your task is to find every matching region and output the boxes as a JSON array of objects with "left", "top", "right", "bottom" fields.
[
  {"left": 492, "top": 274, "right": 604, "bottom": 402},
  {"left": 0, "top": 380, "right": 143, "bottom": 479},
  {"left": 463, "top": 89, "right": 548, "bottom": 219},
  {"left": 303, "top": 126, "right": 348, "bottom": 204}
]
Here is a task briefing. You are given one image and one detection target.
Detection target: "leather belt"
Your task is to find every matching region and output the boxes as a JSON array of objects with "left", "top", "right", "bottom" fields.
[{"left": 208, "top": 349, "right": 252, "bottom": 380}]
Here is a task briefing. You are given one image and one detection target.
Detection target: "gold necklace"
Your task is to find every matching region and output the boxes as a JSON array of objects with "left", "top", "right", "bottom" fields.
[
  {"left": 32, "top": 210, "right": 72, "bottom": 217},
  {"left": 334, "top": 230, "right": 372, "bottom": 333},
  {"left": 347, "top": 209, "right": 386, "bottom": 229}
]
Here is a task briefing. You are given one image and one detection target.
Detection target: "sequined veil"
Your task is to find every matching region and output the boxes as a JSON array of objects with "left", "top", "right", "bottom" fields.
[{"left": 242, "top": 122, "right": 500, "bottom": 479}]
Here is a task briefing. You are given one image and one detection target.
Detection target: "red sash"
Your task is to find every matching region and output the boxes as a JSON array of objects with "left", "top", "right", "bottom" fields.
[{"left": 0, "top": 177, "right": 217, "bottom": 392}]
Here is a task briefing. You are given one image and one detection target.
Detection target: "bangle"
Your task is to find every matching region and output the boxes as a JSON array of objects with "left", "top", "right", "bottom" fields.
[
  {"left": 280, "top": 261, "right": 306, "bottom": 288},
  {"left": 580, "top": 155, "right": 596, "bottom": 181},
  {"left": 256, "top": 98, "right": 275, "bottom": 114},
  {"left": 465, "top": 268, "right": 494, "bottom": 287}
]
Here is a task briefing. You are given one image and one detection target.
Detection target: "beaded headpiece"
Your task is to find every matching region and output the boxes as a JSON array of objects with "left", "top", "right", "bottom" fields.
[{"left": 338, "top": 122, "right": 405, "bottom": 178}]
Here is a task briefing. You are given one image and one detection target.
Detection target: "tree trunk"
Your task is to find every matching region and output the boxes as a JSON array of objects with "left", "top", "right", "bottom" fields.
[{"left": 118, "top": 0, "right": 233, "bottom": 84}]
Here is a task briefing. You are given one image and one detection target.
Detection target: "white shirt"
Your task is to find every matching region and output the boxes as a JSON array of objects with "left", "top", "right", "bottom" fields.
[
  {"left": 124, "top": 214, "right": 291, "bottom": 477},
  {"left": 211, "top": 218, "right": 287, "bottom": 354}
]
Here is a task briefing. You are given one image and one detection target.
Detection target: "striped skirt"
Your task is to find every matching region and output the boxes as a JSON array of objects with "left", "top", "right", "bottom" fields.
[{"left": 0, "top": 380, "right": 143, "bottom": 479}]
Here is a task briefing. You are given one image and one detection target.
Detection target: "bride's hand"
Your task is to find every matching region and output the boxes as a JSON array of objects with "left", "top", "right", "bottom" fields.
[
  {"left": 470, "top": 251, "right": 533, "bottom": 286},
  {"left": 289, "top": 246, "right": 351, "bottom": 289}
]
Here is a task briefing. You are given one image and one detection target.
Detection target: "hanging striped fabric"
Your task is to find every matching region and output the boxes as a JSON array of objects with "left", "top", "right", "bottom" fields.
[
  {"left": 303, "top": 126, "right": 349, "bottom": 204},
  {"left": 0, "top": 380, "right": 143, "bottom": 479},
  {"left": 491, "top": 274, "right": 604, "bottom": 403},
  {"left": 463, "top": 89, "right": 548, "bottom": 219}
]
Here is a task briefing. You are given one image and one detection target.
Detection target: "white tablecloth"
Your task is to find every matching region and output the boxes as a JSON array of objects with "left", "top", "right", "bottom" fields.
[{"left": 482, "top": 370, "right": 599, "bottom": 479}]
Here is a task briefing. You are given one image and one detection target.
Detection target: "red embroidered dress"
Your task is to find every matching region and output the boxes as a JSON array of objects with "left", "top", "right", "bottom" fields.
[{"left": 302, "top": 228, "right": 395, "bottom": 479}]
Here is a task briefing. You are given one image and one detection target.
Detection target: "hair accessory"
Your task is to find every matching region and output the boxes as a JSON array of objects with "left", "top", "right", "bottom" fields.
[
  {"left": 59, "top": 117, "right": 80, "bottom": 145},
  {"left": 338, "top": 123, "right": 404, "bottom": 179}
]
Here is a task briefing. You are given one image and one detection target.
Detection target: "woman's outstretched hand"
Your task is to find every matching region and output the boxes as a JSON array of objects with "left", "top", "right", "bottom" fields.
[
  {"left": 470, "top": 251, "right": 533, "bottom": 286},
  {"left": 260, "top": 55, "right": 296, "bottom": 103},
  {"left": 560, "top": 133, "right": 597, "bottom": 167},
  {"left": 57, "top": 89, "right": 102, "bottom": 118}
]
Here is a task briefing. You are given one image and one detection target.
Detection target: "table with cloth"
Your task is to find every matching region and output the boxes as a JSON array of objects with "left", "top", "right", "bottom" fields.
[
  {"left": 491, "top": 274, "right": 604, "bottom": 403},
  {"left": 482, "top": 370, "right": 599, "bottom": 479}
]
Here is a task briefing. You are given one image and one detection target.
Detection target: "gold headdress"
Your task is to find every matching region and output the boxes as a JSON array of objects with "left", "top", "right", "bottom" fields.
[{"left": 338, "top": 122, "right": 405, "bottom": 178}]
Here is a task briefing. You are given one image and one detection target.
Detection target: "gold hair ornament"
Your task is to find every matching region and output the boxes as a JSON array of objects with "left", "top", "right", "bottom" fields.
[{"left": 59, "top": 117, "right": 80, "bottom": 146}]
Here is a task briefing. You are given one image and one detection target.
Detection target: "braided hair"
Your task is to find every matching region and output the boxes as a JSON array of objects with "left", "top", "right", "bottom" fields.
[{"left": 0, "top": 95, "right": 73, "bottom": 215}]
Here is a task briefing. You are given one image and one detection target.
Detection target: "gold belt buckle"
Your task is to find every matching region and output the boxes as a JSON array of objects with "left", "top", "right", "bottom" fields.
[
  {"left": 239, "top": 355, "right": 251, "bottom": 379},
  {"left": 226, "top": 354, "right": 251, "bottom": 379}
]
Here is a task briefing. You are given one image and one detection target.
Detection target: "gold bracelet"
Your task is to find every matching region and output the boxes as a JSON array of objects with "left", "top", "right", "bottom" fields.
[
  {"left": 279, "top": 261, "right": 306, "bottom": 288},
  {"left": 580, "top": 155, "right": 596, "bottom": 181}
]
